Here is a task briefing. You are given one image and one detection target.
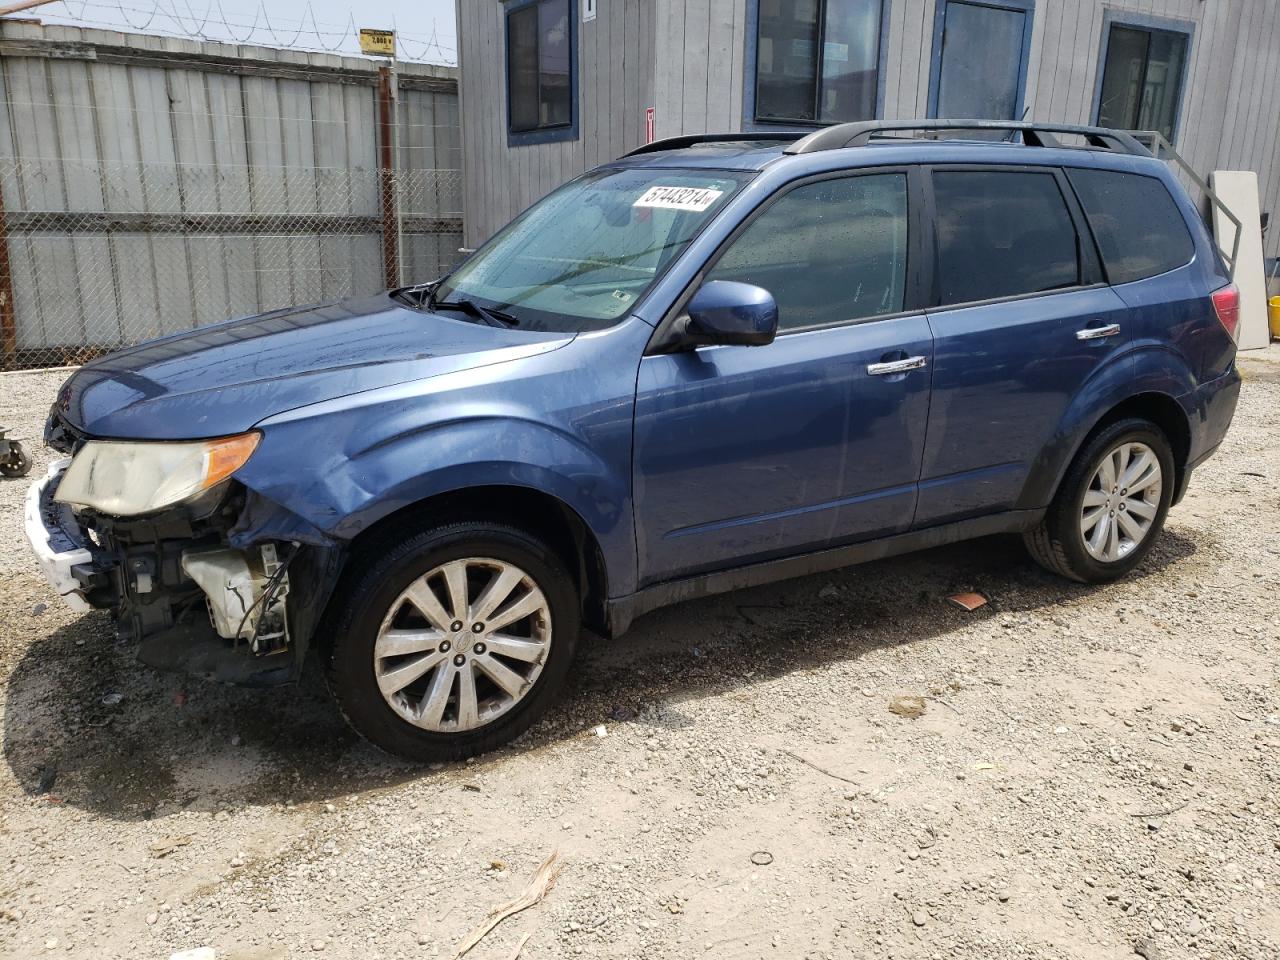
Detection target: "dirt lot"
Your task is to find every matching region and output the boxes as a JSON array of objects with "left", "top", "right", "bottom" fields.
[{"left": 1, "top": 352, "right": 1278, "bottom": 960}]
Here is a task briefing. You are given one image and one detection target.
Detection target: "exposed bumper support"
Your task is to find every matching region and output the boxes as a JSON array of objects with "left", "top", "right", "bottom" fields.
[
  {"left": 23, "top": 461, "right": 347, "bottom": 686},
  {"left": 23, "top": 458, "right": 96, "bottom": 612}
]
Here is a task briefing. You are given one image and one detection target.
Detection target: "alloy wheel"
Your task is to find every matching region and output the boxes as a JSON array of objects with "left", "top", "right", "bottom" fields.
[
  {"left": 373, "top": 558, "right": 552, "bottom": 732},
  {"left": 1079, "top": 441, "right": 1163, "bottom": 563}
]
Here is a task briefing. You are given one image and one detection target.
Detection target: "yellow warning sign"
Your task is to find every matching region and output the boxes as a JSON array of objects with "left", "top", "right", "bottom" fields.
[{"left": 358, "top": 28, "right": 396, "bottom": 57}]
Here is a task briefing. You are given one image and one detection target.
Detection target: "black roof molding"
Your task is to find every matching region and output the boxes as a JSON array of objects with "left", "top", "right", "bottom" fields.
[{"left": 622, "top": 132, "right": 796, "bottom": 157}]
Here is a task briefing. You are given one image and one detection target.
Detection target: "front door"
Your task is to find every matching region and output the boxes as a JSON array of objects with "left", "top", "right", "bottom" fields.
[
  {"left": 930, "top": 0, "right": 1033, "bottom": 121},
  {"left": 916, "top": 166, "right": 1132, "bottom": 526},
  {"left": 633, "top": 171, "right": 933, "bottom": 585}
]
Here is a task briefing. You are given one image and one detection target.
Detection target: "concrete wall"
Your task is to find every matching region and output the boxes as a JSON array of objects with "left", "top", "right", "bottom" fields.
[{"left": 460, "top": 0, "right": 1280, "bottom": 257}]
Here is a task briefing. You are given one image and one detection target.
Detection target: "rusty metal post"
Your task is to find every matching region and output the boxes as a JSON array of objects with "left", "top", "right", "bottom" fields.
[
  {"left": 0, "top": 176, "right": 17, "bottom": 367},
  {"left": 377, "top": 65, "right": 399, "bottom": 290}
]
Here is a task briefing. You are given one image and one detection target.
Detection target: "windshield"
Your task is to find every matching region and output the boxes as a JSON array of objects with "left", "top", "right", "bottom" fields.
[{"left": 433, "top": 167, "right": 752, "bottom": 331}]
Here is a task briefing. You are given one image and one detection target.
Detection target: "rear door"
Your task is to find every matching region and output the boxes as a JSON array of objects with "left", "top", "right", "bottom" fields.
[
  {"left": 916, "top": 165, "right": 1132, "bottom": 526},
  {"left": 1064, "top": 166, "right": 1227, "bottom": 382},
  {"left": 633, "top": 170, "right": 933, "bottom": 584}
]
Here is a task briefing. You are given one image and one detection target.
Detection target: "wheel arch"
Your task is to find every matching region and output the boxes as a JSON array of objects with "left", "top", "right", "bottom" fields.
[
  {"left": 1023, "top": 390, "right": 1192, "bottom": 511},
  {"left": 342, "top": 483, "right": 612, "bottom": 637}
]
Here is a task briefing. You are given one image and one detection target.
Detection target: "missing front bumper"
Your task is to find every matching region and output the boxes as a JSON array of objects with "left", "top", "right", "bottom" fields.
[{"left": 23, "top": 462, "right": 341, "bottom": 686}]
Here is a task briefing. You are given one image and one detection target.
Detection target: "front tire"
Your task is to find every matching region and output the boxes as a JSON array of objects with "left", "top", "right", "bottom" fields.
[
  {"left": 1024, "top": 418, "right": 1175, "bottom": 583},
  {"left": 325, "top": 521, "right": 579, "bottom": 762}
]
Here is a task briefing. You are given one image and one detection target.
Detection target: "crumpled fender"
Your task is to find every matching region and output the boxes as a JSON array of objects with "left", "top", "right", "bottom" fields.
[{"left": 227, "top": 321, "right": 647, "bottom": 597}]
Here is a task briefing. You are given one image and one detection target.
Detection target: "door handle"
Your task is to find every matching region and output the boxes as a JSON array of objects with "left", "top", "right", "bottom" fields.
[
  {"left": 866, "top": 355, "right": 928, "bottom": 376},
  {"left": 1076, "top": 323, "right": 1121, "bottom": 341}
]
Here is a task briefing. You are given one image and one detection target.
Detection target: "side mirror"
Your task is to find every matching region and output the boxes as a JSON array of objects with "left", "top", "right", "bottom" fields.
[{"left": 681, "top": 280, "right": 778, "bottom": 348}]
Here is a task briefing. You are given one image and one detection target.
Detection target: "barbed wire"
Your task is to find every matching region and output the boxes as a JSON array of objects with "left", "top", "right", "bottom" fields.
[{"left": 36, "top": 0, "right": 457, "bottom": 63}]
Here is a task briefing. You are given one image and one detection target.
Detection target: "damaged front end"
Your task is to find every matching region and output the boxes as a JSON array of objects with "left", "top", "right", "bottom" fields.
[{"left": 26, "top": 412, "right": 344, "bottom": 686}]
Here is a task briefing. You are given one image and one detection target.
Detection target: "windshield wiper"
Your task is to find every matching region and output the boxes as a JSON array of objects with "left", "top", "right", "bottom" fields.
[
  {"left": 430, "top": 296, "right": 518, "bottom": 328},
  {"left": 390, "top": 278, "right": 443, "bottom": 309}
]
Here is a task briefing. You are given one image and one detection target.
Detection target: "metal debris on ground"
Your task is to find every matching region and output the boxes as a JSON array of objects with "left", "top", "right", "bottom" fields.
[
  {"left": 750, "top": 851, "right": 773, "bottom": 866},
  {"left": 148, "top": 836, "right": 192, "bottom": 859},
  {"left": 1127, "top": 800, "right": 1189, "bottom": 818},
  {"left": 451, "top": 850, "right": 562, "bottom": 960},
  {"left": 947, "top": 592, "right": 988, "bottom": 611},
  {"left": 889, "top": 695, "right": 926, "bottom": 719},
  {"left": 36, "top": 766, "right": 56, "bottom": 794},
  {"left": 780, "top": 748, "right": 859, "bottom": 786}
]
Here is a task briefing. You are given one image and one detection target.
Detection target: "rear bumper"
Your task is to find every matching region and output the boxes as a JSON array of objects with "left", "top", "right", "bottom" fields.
[
  {"left": 1188, "top": 364, "right": 1242, "bottom": 467},
  {"left": 1172, "top": 364, "right": 1242, "bottom": 505}
]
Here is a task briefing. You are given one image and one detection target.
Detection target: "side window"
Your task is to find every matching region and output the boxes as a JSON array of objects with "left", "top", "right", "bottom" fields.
[
  {"left": 506, "top": 0, "right": 575, "bottom": 142},
  {"left": 705, "top": 174, "right": 908, "bottom": 331},
  {"left": 1066, "top": 168, "right": 1194, "bottom": 284},
  {"left": 932, "top": 170, "right": 1080, "bottom": 306}
]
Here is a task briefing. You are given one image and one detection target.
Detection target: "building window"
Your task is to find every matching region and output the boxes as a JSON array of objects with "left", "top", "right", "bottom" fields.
[
  {"left": 1095, "top": 19, "right": 1190, "bottom": 142},
  {"left": 929, "top": 0, "right": 1034, "bottom": 122},
  {"left": 753, "top": 0, "right": 886, "bottom": 125},
  {"left": 506, "top": 0, "right": 576, "bottom": 144}
]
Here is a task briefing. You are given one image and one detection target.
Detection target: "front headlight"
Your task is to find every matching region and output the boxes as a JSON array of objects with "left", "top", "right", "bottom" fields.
[{"left": 55, "top": 432, "right": 260, "bottom": 516}]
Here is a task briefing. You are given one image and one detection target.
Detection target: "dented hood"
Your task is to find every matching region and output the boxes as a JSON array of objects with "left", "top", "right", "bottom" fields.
[{"left": 55, "top": 294, "right": 574, "bottom": 440}]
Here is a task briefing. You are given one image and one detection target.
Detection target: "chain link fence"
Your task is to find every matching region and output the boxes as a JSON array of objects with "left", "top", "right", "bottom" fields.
[
  {"left": 0, "top": 159, "right": 463, "bottom": 369},
  {"left": 0, "top": 23, "right": 464, "bottom": 371}
]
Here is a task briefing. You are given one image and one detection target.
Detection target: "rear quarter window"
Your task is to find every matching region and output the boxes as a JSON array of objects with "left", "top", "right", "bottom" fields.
[{"left": 1066, "top": 168, "right": 1195, "bottom": 285}]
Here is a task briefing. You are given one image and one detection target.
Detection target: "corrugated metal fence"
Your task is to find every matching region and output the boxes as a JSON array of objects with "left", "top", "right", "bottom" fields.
[{"left": 0, "top": 23, "right": 463, "bottom": 370}]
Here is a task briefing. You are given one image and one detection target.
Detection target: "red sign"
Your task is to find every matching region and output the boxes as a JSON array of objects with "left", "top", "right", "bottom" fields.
[{"left": 645, "top": 107, "right": 656, "bottom": 144}]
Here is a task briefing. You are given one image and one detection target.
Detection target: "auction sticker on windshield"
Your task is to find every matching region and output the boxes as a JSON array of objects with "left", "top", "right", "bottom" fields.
[{"left": 633, "top": 185, "right": 725, "bottom": 211}]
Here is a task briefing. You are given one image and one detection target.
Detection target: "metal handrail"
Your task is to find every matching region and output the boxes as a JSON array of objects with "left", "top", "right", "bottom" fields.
[
  {"left": 1131, "top": 130, "right": 1243, "bottom": 283},
  {"left": 783, "top": 119, "right": 1150, "bottom": 156}
]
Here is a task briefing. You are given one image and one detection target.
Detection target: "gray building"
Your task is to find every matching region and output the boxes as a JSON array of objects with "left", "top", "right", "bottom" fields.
[{"left": 457, "top": 0, "right": 1280, "bottom": 258}]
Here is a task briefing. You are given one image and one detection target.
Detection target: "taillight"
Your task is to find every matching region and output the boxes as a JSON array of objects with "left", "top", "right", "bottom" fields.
[{"left": 1211, "top": 284, "right": 1240, "bottom": 340}]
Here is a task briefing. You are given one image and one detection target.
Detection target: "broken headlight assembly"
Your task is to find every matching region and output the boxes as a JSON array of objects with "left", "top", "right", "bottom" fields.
[{"left": 54, "top": 431, "right": 260, "bottom": 516}]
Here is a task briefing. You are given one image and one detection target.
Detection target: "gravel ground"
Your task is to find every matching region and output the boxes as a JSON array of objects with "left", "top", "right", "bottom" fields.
[{"left": 1, "top": 352, "right": 1278, "bottom": 960}]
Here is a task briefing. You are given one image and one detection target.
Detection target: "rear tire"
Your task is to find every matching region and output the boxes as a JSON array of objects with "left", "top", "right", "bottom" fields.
[
  {"left": 324, "top": 520, "right": 579, "bottom": 762},
  {"left": 1024, "top": 418, "right": 1175, "bottom": 583}
]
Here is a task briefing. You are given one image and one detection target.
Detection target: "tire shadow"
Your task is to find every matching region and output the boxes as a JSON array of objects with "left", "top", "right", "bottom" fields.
[{"left": 2, "top": 529, "right": 1201, "bottom": 821}]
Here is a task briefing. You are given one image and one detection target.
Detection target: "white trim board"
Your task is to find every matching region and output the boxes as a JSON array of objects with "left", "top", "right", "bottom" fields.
[{"left": 1211, "top": 170, "right": 1270, "bottom": 351}]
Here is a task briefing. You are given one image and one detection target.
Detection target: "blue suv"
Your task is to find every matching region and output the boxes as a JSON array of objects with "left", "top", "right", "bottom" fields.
[{"left": 25, "top": 121, "right": 1241, "bottom": 760}]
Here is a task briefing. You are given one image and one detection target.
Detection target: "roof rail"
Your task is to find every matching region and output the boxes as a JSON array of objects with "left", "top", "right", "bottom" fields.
[
  {"left": 623, "top": 132, "right": 794, "bottom": 157},
  {"left": 783, "top": 120, "right": 1151, "bottom": 156}
]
